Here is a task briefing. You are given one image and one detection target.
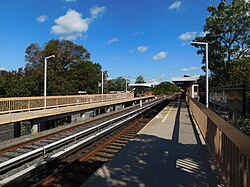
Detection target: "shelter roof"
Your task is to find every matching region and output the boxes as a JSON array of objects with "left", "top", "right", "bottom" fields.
[{"left": 129, "top": 83, "right": 154, "bottom": 87}]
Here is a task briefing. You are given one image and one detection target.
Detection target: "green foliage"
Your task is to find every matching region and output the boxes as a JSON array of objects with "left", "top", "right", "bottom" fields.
[
  {"left": 107, "top": 76, "right": 127, "bottom": 92},
  {"left": 230, "top": 58, "right": 250, "bottom": 86},
  {"left": 152, "top": 82, "right": 179, "bottom": 95},
  {"left": 0, "top": 39, "right": 102, "bottom": 97},
  {"left": 192, "top": 0, "right": 250, "bottom": 86},
  {"left": 68, "top": 60, "right": 102, "bottom": 94},
  {"left": 193, "top": 0, "right": 250, "bottom": 136},
  {"left": 135, "top": 75, "right": 146, "bottom": 83}
]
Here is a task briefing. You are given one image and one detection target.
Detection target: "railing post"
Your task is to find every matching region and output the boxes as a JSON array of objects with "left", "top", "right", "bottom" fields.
[
  {"left": 8, "top": 100, "right": 10, "bottom": 112},
  {"left": 28, "top": 99, "right": 30, "bottom": 111}
]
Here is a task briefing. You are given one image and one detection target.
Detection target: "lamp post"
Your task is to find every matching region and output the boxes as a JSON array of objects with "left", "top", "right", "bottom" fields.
[
  {"left": 101, "top": 70, "right": 104, "bottom": 102},
  {"left": 44, "top": 55, "right": 55, "bottom": 108},
  {"left": 101, "top": 70, "right": 108, "bottom": 102},
  {"left": 191, "top": 41, "right": 209, "bottom": 108},
  {"left": 125, "top": 76, "right": 130, "bottom": 92}
]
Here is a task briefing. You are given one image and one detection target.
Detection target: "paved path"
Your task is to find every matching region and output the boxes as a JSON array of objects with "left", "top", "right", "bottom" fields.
[{"left": 82, "top": 98, "right": 224, "bottom": 187}]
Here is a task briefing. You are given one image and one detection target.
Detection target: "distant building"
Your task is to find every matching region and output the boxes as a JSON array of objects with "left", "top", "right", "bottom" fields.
[
  {"left": 171, "top": 76, "right": 199, "bottom": 100},
  {"left": 129, "top": 83, "right": 155, "bottom": 97}
]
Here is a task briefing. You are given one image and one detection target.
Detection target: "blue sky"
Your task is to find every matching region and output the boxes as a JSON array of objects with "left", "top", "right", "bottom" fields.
[{"left": 0, "top": 0, "right": 221, "bottom": 84}]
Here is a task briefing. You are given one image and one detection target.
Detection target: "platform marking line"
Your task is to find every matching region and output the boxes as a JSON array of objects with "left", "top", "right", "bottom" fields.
[
  {"left": 161, "top": 98, "right": 180, "bottom": 124},
  {"left": 161, "top": 105, "right": 174, "bottom": 123}
]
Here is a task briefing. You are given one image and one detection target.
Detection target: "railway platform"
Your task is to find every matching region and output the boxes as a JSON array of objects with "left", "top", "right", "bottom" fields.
[
  {"left": 0, "top": 96, "right": 154, "bottom": 126},
  {"left": 0, "top": 96, "right": 155, "bottom": 141},
  {"left": 82, "top": 98, "right": 225, "bottom": 187}
]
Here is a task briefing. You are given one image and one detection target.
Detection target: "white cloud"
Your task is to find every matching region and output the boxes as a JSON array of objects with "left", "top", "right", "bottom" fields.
[
  {"left": 0, "top": 67, "right": 6, "bottom": 71},
  {"left": 149, "top": 74, "right": 166, "bottom": 85},
  {"left": 137, "top": 46, "right": 149, "bottom": 53},
  {"left": 152, "top": 51, "right": 168, "bottom": 61},
  {"left": 36, "top": 15, "right": 48, "bottom": 23},
  {"left": 90, "top": 6, "right": 105, "bottom": 18},
  {"left": 169, "top": 1, "right": 182, "bottom": 10},
  {"left": 178, "top": 31, "right": 209, "bottom": 45},
  {"left": 51, "top": 6, "right": 105, "bottom": 40},
  {"left": 181, "top": 66, "right": 199, "bottom": 72},
  {"left": 199, "top": 31, "right": 208, "bottom": 37},
  {"left": 52, "top": 9, "right": 89, "bottom": 35},
  {"left": 65, "top": 0, "right": 77, "bottom": 2},
  {"left": 108, "top": 38, "right": 119, "bottom": 44},
  {"left": 132, "top": 32, "right": 144, "bottom": 36},
  {"left": 178, "top": 32, "right": 197, "bottom": 41}
]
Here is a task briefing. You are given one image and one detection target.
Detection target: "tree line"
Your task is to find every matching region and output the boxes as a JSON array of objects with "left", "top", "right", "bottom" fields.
[{"left": 0, "top": 39, "right": 103, "bottom": 97}]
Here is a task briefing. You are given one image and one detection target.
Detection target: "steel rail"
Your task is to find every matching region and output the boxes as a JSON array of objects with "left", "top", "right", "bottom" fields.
[
  {"left": 0, "top": 97, "right": 166, "bottom": 174},
  {"left": 0, "top": 97, "right": 168, "bottom": 186}
]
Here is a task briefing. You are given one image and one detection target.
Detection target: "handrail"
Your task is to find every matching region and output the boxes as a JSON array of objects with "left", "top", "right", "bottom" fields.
[
  {"left": 0, "top": 93, "right": 134, "bottom": 114},
  {"left": 188, "top": 96, "right": 250, "bottom": 187}
]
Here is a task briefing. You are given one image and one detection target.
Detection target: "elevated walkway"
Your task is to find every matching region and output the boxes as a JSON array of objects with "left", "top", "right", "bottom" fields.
[{"left": 82, "top": 98, "right": 224, "bottom": 186}]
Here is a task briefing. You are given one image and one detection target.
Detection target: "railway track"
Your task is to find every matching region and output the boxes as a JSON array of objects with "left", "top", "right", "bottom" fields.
[{"left": 0, "top": 95, "right": 175, "bottom": 186}]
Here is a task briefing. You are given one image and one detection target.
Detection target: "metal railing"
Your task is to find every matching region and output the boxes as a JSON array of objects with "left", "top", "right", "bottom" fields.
[
  {"left": 187, "top": 97, "right": 250, "bottom": 187},
  {"left": 0, "top": 93, "right": 134, "bottom": 114}
]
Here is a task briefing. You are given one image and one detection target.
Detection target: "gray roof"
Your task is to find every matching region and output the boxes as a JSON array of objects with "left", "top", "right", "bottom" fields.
[
  {"left": 129, "top": 83, "right": 154, "bottom": 87},
  {"left": 171, "top": 76, "right": 198, "bottom": 82}
]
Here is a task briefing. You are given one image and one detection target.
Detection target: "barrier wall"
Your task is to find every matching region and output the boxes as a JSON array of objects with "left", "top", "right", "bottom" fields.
[{"left": 188, "top": 97, "right": 250, "bottom": 187}]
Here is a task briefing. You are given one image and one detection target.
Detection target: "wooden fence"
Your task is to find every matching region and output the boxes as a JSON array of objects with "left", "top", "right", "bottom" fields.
[
  {"left": 0, "top": 93, "right": 134, "bottom": 114},
  {"left": 188, "top": 97, "right": 250, "bottom": 187}
]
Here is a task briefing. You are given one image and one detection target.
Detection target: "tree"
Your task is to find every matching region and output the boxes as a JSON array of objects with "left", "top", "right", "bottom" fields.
[
  {"left": 24, "top": 39, "right": 101, "bottom": 95},
  {"left": 0, "top": 70, "right": 8, "bottom": 97},
  {"left": 152, "top": 82, "right": 179, "bottom": 95},
  {"left": 68, "top": 60, "right": 102, "bottom": 94},
  {"left": 135, "top": 75, "right": 146, "bottom": 83},
  {"left": 0, "top": 39, "right": 102, "bottom": 97},
  {"left": 192, "top": 0, "right": 250, "bottom": 86},
  {"left": 107, "top": 77, "right": 127, "bottom": 92},
  {"left": 230, "top": 58, "right": 250, "bottom": 85}
]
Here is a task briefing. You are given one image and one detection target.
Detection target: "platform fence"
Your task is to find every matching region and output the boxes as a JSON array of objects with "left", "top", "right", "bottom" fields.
[
  {"left": 188, "top": 97, "right": 250, "bottom": 187},
  {"left": 0, "top": 93, "right": 134, "bottom": 114}
]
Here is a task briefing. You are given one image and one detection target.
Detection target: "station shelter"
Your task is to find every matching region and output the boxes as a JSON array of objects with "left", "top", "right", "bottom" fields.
[
  {"left": 171, "top": 76, "right": 199, "bottom": 100},
  {"left": 129, "top": 83, "right": 155, "bottom": 97}
]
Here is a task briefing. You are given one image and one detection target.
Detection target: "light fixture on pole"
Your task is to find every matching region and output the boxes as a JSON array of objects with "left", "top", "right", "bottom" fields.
[
  {"left": 125, "top": 76, "right": 130, "bottom": 92},
  {"left": 101, "top": 70, "right": 108, "bottom": 102},
  {"left": 191, "top": 41, "right": 209, "bottom": 108},
  {"left": 101, "top": 70, "right": 104, "bottom": 102},
  {"left": 44, "top": 55, "right": 55, "bottom": 108}
]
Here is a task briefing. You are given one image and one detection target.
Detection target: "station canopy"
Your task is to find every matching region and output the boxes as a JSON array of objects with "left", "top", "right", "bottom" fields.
[
  {"left": 129, "top": 83, "right": 155, "bottom": 88},
  {"left": 171, "top": 76, "right": 198, "bottom": 89}
]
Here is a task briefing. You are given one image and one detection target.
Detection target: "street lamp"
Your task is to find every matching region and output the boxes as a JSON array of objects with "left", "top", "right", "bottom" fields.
[
  {"left": 44, "top": 55, "right": 55, "bottom": 108},
  {"left": 101, "top": 70, "right": 108, "bottom": 102},
  {"left": 125, "top": 76, "right": 130, "bottom": 92},
  {"left": 191, "top": 41, "right": 209, "bottom": 108},
  {"left": 101, "top": 70, "right": 104, "bottom": 102}
]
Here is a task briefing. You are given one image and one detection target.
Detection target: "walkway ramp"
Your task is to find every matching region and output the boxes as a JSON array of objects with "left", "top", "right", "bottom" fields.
[{"left": 82, "top": 98, "right": 224, "bottom": 187}]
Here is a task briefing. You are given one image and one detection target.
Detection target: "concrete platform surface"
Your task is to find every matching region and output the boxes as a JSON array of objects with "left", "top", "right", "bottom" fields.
[{"left": 81, "top": 98, "right": 224, "bottom": 187}]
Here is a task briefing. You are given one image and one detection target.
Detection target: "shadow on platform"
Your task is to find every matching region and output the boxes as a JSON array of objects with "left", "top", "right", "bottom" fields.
[{"left": 82, "top": 100, "right": 220, "bottom": 187}]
